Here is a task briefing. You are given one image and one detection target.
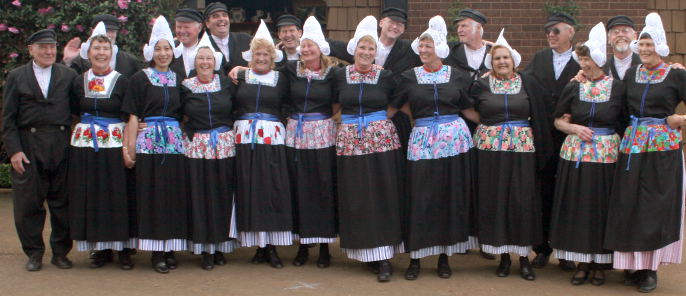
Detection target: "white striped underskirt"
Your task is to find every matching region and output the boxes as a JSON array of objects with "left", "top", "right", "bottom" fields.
[
  {"left": 292, "top": 234, "right": 337, "bottom": 244},
  {"left": 76, "top": 238, "right": 138, "bottom": 252},
  {"left": 188, "top": 240, "right": 239, "bottom": 255},
  {"left": 481, "top": 244, "right": 532, "bottom": 257},
  {"left": 410, "top": 236, "right": 479, "bottom": 259},
  {"left": 341, "top": 242, "right": 405, "bottom": 262},
  {"left": 138, "top": 239, "right": 188, "bottom": 252},
  {"left": 239, "top": 231, "right": 294, "bottom": 247},
  {"left": 555, "top": 249, "right": 613, "bottom": 264}
]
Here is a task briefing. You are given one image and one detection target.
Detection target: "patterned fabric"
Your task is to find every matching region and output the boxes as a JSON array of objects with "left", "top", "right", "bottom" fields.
[
  {"left": 138, "top": 239, "right": 187, "bottom": 252},
  {"left": 341, "top": 243, "right": 405, "bottom": 262},
  {"left": 135, "top": 125, "right": 185, "bottom": 154},
  {"left": 285, "top": 118, "right": 336, "bottom": 149},
  {"left": 296, "top": 61, "right": 331, "bottom": 80},
  {"left": 410, "top": 236, "right": 479, "bottom": 259},
  {"left": 76, "top": 238, "right": 138, "bottom": 252},
  {"left": 635, "top": 63, "right": 671, "bottom": 84},
  {"left": 474, "top": 124, "right": 535, "bottom": 152},
  {"left": 239, "top": 231, "right": 293, "bottom": 247},
  {"left": 245, "top": 70, "right": 279, "bottom": 87},
  {"left": 413, "top": 65, "right": 451, "bottom": 84},
  {"left": 489, "top": 73, "right": 522, "bottom": 95},
  {"left": 481, "top": 244, "right": 532, "bottom": 257},
  {"left": 183, "top": 129, "right": 235, "bottom": 159},
  {"left": 559, "top": 134, "right": 620, "bottom": 163},
  {"left": 234, "top": 119, "right": 285, "bottom": 146},
  {"left": 345, "top": 64, "right": 382, "bottom": 85},
  {"left": 579, "top": 75, "right": 613, "bottom": 103},
  {"left": 555, "top": 250, "right": 613, "bottom": 264},
  {"left": 293, "top": 234, "right": 337, "bottom": 244},
  {"left": 620, "top": 124, "right": 681, "bottom": 153},
  {"left": 181, "top": 75, "right": 221, "bottom": 93},
  {"left": 84, "top": 70, "right": 122, "bottom": 98},
  {"left": 336, "top": 119, "right": 401, "bottom": 156},
  {"left": 188, "top": 240, "right": 238, "bottom": 255},
  {"left": 142, "top": 68, "right": 177, "bottom": 87},
  {"left": 71, "top": 122, "right": 125, "bottom": 148},
  {"left": 408, "top": 118, "right": 473, "bottom": 161}
]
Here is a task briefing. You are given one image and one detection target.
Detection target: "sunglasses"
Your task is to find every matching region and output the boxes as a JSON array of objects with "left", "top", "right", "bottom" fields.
[{"left": 545, "top": 27, "right": 561, "bottom": 35}]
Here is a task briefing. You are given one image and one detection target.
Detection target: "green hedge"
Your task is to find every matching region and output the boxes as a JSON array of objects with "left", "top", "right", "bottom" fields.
[{"left": 0, "top": 163, "right": 11, "bottom": 188}]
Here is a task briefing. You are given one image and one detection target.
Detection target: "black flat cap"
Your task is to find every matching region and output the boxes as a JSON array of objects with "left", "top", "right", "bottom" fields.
[
  {"left": 91, "top": 14, "right": 121, "bottom": 30},
  {"left": 454, "top": 9, "right": 487, "bottom": 25},
  {"left": 275, "top": 14, "right": 302, "bottom": 29},
  {"left": 545, "top": 12, "right": 576, "bottom": 28},
  {"left": 27, "top": 29, "right": 57, "bottom": 44},
  {"left": 204, "top": 2, "right": 228, "bottom": 20},
  {"left": 607, "top": 15, "right": 635, "bottom": 30},
  {"left": 176, "top": 8, "right": 203, "bottom": 23},
  {"left": 381, "top": 7, "right": 407, "bottom": 23}
]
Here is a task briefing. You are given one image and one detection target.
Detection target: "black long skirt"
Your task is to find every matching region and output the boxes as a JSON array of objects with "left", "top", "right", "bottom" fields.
[
  {"left": 68, "top": 147, "right": 131, "bottom": 243},
  {"left": 187, "top": 157, "right": 235, "bottom": 244},
  {"left": 604, "top": 150, "right": 683, "bottom": 251},
  {"left": 286, "top": 147, "right": 337, "bottom": 241},
  {"left": 477, "top": 150, "right": 542, "bottom": 248},
  {"left": 550, "top": 159, "right": 613, "bottom": 255}
]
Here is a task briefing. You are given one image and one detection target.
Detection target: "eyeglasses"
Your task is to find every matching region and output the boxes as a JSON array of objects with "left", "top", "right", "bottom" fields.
[
  {"left": 610, "top": 27, "right": 633, "bottom": 35},
  {"left": 545, "top": 27, "right": 561, "bottom": 35}
]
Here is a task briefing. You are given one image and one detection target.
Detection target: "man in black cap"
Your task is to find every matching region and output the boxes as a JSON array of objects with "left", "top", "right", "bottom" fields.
[
  {"left": 604, "top": 15, "right": 640, "bottom": 80},
  {"left": 203, "top": 1, "right": 251, "bottom": 74},
  {"left": 375, "top": 7, "right": 421, "bottom": 78},
  {"left": 523, "top": 12, "right": 580, "bottom": 272},
  {"left": 445, "top": 9, "right": 491, "bottom": 85},
  {"left": 274, "top": 14, "right": 303, "bottom": 66},
  {"left": 62, "top": 14, "right": 140, "bottom": 77},
  {"left": 2, "top": 29, "right": 77, "bottom": 272},
  {"left": 170, "top": 8, "right": 204, "bottom": 80}
]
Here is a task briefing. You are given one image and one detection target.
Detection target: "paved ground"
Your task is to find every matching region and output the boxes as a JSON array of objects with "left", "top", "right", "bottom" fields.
[{"left": 0, "top": 192, "right": 684, "bottom": 296}]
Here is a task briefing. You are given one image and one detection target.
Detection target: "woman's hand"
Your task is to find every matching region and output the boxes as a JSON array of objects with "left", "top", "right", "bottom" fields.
[
  {"left": 228, "top": 66, "right": 249, "bottom": 85},
  {"left": 571, "top": 70, "right": 587, "bottom": 83},
  {"left": 666, "top": 114, "right": 686, "bottom": 130},
  {"left": 122, "top": 146, "right": 135, "bottom": 168},
  {"left": 573, "top": 124, "right": 595, "bottom": 142}
]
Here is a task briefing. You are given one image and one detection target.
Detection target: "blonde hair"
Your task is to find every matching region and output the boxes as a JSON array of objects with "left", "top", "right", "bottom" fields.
[
  {"left": 248, "top": 38, "right": 277, "bottom": 70},
  {"left": 358, "top": 35, "right": 376, "bottom": 47},
  {"left": 299, "top": 39, "right": 333, "bottom": 70},
  {"left": 418, "top": 34, "right": 434, "bottom": 43}
]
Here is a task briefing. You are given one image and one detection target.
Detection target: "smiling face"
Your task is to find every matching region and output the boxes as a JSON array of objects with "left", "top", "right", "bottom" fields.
[
  {"left": 608, "top": 25, "right": 636, "bottom": 53},
  {"left": 354, "top": 37, "right": 377, "bottom": 68},
  {"left": 417, "top": 37, "right": 438, "bottom": 65},
  {"left": 153, "top": 39, "right": 173, "bottom": 68},
  {"left": 546, "top": 22, "right": 574, "bottom": 51},
  {"left": 87, "top": 37, "right": 113, "bottom": 70},
  {"left": 379, "top": 17, "right": 405, "bottom": 41},
  {"left": 28, "top": 42, "right": 57, "bottom": 68},
  {"left": 637, "top": 37, "right": 661, "bottom": 66},
  {"left": 194, "top": 47, "right": 215, "bottom": 77},
  {"left": 277, "top": 24, "right": 302, "bottom": 51},
  {"left": 175, "top": 21, "right": 202, "bottom": 46},
  {"left": 455, "top": 18, "right": 481, "bottom": 44},
  {"left": 205, "top": 11, "right": 230, "bottom": 38},
  {"left": 299, "top": 39, "right": 321, "bottom": 64},
  {"left": 491, "top": 46, "right": 514, "bottom": 78}
]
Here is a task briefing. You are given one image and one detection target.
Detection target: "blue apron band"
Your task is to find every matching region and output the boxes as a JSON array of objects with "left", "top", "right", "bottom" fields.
[
  {"left": 415, "top": 113, "right": 461, "bottom": 147},
  {"left": 625, "top": 116, "right": 666, "bottom": 171},
  {"left": 195, "top": 126, "right": 231, "bottom": 151},
  {"left": 575, "top": 127, "right": 615, "bottom": 168},
  {"left": 341, "top": 110, "right": 388, "bottom": 138},
  {"left": 494, "top": 120, "right": 530, "bottom": 150},
  {"left": 144, "top": 116, "right": 180, "bottom": 164},
  {"left": 290, "top": 113, "right": 330, "bottom": 139},
  {"left": 238, "top": 113, "right": 280, "bottom": 149},
  {"left": 80, "top": 113, "right": 122, "bottom": 152}
]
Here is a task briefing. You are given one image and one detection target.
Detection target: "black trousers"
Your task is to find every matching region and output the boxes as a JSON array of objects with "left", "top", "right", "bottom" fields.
[
  {"left": 533, "top": 131, "right": 564, "bottom": 256},
  {"left": 12, "top": 127, "right": 71, "bottom": 259}
]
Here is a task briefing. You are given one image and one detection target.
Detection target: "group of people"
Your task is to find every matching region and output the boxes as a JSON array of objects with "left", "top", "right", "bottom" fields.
[{"left": 2, "top": 3, "right": 684, "bottom": 293}]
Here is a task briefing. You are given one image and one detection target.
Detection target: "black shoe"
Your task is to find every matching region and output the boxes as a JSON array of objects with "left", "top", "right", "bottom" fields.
[
  {"left": 51, "top": 256, "right": 73, "bottom": 269},
  {"left": 164, "top": 251, "right": 177, "bottom": 269},
  {"left": 437, "top": 254, "right": 452, "bottom": 278},
  {"left": 251, "top": 248, "right": 266, "bottom": 264},
  {"left": 623, "top": 270, "right": 642, "bottom": 286},
  {"left": 214, "top": 252, "right": 226, "bottom": 266},
  {"left": 480, "top": 249, "right": 496, "bottom": 260},
  {"left": 519, "top": 257, "right": 535, "bottom": 281},
  {"left": 316, "top": 244, "right": 331, "bottom": 268},
  {"left": 404, "top": 259, "right": 420, "bottom": 280},
  {"left": 496, "top": 254, "right": 511, "bottom": 277},
  {"left": 571, "top": 263, "right": 589, "bottom": 285},
  {"left": 559, "top": 259, "right": 576, "bottom": 272},
  {"left": 293, "top": 244, "right": 309, "bottom": 266},
  {"left": 151, "top": 252, "right": 169, "bottom": 274},
  {"left": 531, "top": 253, "right": 549, "bottom": 268},
  {"left": 26, "top": 257, "right": 42, "bottom": 272},
  {"left": 638, "top": 270, "right": 657, "bottom": 293},
  {"left": 367, "top": 261, "right": 380, "bottom": 274},
  {"left": 266, "top": 245, "right": 283, "bottom": 269},
  {"left": 377, "top": 260, "right": 392, "bottom": 282},
  {"left": 201, "top": 252, "right": 214, "bottom": 270},
  {"left": 89, "top": 252, "right": 108, "bottom": 269},
  {"left": 119, "top": 249, "right": 134, "bottom": 270},
  {"left": 589, "top": 264, "right": 605, "bottom": 286}
]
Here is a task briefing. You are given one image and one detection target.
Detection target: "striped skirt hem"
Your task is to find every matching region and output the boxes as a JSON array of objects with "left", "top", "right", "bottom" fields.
[
  {"left": 341, "top": 242, "right": 405, "bottom": 262},
  {"left": 293, "top": 234, "right": 337, "bottom": 244},
  {"left": 239, "top": 231, "right": 294, "bottom": 247},
  {"left": 410, "top": 236, "right": 479, "bottom": 259},
  {"left": 138, "top": 239, "right": 188, "bottom": 252},
  {"left": 188, "top": 240, "right": 239, "bottom": 255},
  {"left": 481, "top": 244, "right": 532, "bottom": 257},
  {"left": 76, "top": 238, "right": 138, "bottom": 252},
  {"left": 555, "top": 249, "right": 613, "bottom": 263}
]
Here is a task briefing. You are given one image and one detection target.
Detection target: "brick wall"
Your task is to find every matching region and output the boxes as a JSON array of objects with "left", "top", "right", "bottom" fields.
[{"left": 404, "top": 0, "right": 648, "bottom": 65}]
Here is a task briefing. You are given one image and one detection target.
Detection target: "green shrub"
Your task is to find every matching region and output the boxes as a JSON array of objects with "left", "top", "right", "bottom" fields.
[{"left": 0, "top": 163, "right": 12, "bottom": 188}]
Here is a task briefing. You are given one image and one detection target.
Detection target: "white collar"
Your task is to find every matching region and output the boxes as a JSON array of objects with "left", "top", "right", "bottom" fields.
[
  {"left": 212, "top": 34, "right": 229, "bottom": 44},
  {"left": 464, "top": 42, "right": 486, "bottom": 53},
  {"left": 552, "top": 46, "right": 573, "bottom": 57},
  {"left": 177, "top": 41, "right": 199, "bottom": 52},
  {"left": 32, "top": 61, "right": 52, "bottom": 72}
]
